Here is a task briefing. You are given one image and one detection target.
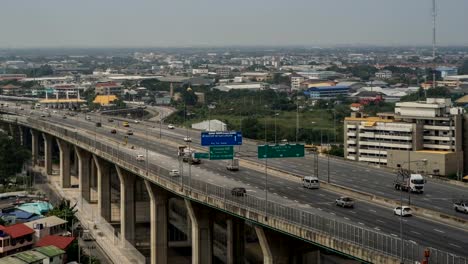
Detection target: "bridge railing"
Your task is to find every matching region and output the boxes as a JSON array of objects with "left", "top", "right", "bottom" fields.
[{"left": 16, "top": 116, "right": 468, "bottom": 264}]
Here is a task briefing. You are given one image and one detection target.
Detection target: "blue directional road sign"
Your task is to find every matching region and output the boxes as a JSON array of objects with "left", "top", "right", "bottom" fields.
[{"left": 201, "top": 131, "right": 242, "bottom": 146}]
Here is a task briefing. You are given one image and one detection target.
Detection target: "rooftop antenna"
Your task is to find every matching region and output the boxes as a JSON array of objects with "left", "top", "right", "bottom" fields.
[{"left": 431, "top": 0, "right": 437, "bottom": 90}]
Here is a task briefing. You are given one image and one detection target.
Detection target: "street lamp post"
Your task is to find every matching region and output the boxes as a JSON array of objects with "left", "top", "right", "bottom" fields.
[
  {"left": 397, "top": 158, "right": 427, "bottom": 263},
  {"left": 274, "top": 112, "right": 279, "bottom": 144}
]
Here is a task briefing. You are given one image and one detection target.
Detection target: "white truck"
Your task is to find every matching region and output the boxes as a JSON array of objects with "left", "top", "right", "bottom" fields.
[
  {"left": 394, "top": 173, "right": 425, "bottom": 193},
  {"left": 453, "top": 200, "right": 468, "bottom": 214},
  {"left": 226, "top": 158, "right": 239, "bottom": 171},
  {"left": 178, "top": 145, "right": 201, "bottom": 164}
]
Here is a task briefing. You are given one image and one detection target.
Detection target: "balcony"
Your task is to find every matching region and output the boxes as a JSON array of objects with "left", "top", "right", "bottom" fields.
[
  {"left": 423, "top": 135, "right": 452, "bottom": 141},
  {"left": 358, "top": 156, "right": 387, "bottom": 163},
  {"left": 347, "top": 147, "right": 356, "bottom": 153},
  {"left": 423, "top": 144, "right": 453, "bottom": 150},
  {"left": 423, "top": 125, "right": 452, "bottom": 131},
  {"left": 347, "top": 132, "right": 356, "bottom": 137},
  {"left": 358, "top": 149, "right": 387, "bottom": 155},
  {"left": 360, "top": 141, "right": 412, "bottom": 149}
]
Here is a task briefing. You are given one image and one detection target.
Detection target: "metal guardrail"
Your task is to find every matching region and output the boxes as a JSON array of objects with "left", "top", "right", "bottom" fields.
[{"left": 5, "top": 115, "right": 468, "bottom": 264}]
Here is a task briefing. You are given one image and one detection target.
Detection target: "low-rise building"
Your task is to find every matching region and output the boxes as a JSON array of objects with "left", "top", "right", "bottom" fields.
[
  {"left": 436, "top": 66, "right": 458, "bottom": 78},
  {"left": 0, "top": 224, "right": 35, "bottom": 257},
  {"left": 240, "top": 72, "right": 272, "bottom": 82},
  {"left": 192, "top": 68, "right": 209, "bottom": 75},
  {"left": 290, "top": 75, "right": 305, "bottom": 90},
  {"left": 95, "top": 82, "right": 122, "bottom": 95},
  {"left": 24, "top": 216, "right": 68, "bottom": 240},
  {"left": 192, "top": 120, "right": 227, "bottom": 131},
  {"left": 0, "top": 246, "right": 65, "bottom": 264},
  {"left": 213, "top": 82, "right": 268, "bottom": 92},
  {"left": 375, "top": 70, "right": 392, "bottom": 79},
  {"left": 303, "top": 85, "right": 350, "bottom": 100},
  {"left": 1, "top": 84, "right": 22, "bottom": 96}
]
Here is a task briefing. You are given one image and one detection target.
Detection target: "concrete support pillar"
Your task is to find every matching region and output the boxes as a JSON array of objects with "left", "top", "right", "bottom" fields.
[
  {"left": 73, "top": 151, "right": 78, "bottom": 176},
  {"left": 227, "top": 218, "right": 245, "bottom": 264},
  {"left": 93, "top": 155, "right": 111, "bottom": 221},
  {"left": 116, "top": 166, "right": 135, "bottom": 245},
  {"left": 42, "top": 133, "right": 53, "bottom": 175},
  {"left": 56, "top": 139, "right": 71, "bottom": 188},
  {"left": 8, "top": 124, "right": 14, "bottom": 137},
  {"left": 185, "top": 199, "right": 212, "bottom": 264},
  {"left": 144, "top": 180, "right": 168, "bottom": 264},
  {"left": 30, "top": 130, "right": 39, "bottom": 166},
  {"left": 254, "top": 226, "right": 289, "bottom": 264},
  {"left": 18, "top": 126, "right": 24, "bottom": 146},
  {"left": 75, "top": 147, "right": 91, "bottom": 202}
]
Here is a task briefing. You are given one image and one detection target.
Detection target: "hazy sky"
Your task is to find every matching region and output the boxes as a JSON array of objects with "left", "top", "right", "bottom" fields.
[{"left": 1, "top": 0, "right": 467, "bottom": 48}]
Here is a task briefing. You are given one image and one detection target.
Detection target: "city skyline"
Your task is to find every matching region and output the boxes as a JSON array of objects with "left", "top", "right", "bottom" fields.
[{"left": 1, "top": 0, "right": 468, "bottom": 48}]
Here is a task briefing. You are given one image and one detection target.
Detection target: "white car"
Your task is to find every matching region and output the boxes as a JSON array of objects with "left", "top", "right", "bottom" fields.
[
  {"left": 184, "top": 137, "right": 192, "bottom": 142},
  {"left": 168, "top": 124, "right": 175, "bottom": 129},
  {"left": 394, "top": 206, "right": 412, "bottom": 217},
  {"left": 53, "top": 110, "right": 57, "bottom": 113},
  {"left": 136, "top": 154, "right": 144, "bottom": 161},
  {"left": 169, "top": 169, "right": 180, "bottom": 177},
  {"left": 134, "top": 120, "right": 140, "bottom": 124}
]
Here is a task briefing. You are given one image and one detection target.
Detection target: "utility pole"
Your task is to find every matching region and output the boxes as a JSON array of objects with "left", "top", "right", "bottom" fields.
[{"left": 296, "top": 97, "right": 299, "bottom": 143}]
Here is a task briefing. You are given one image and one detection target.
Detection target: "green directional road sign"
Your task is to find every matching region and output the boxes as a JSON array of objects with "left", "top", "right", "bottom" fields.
[
  {"left": 258, "top": 144, "right": 305, "bottom": 159},
  {"left": 194, "top": 152, "right": 210, "bottom": 159},
  {"left": 209, "top": 146, "right": 234, "bottom": 160}
]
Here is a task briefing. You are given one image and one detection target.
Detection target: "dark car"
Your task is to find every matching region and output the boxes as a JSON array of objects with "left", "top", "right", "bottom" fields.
[
  {"left": 110, "top": 129, "right": 117, "bottom": 134},
  {"left": 126, "top": 130, "right": 134, "bottom": 135},
  {"left": 108, "top": 118, "right": 114, "bottom": 122},
  {"left": 231, "top": 187, "right": 246, "bottom": 197}
]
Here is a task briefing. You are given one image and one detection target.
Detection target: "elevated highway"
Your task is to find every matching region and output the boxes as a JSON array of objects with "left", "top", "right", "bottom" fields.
[{"left": 1, "top": 104, "right": 467, "bottom": 264}]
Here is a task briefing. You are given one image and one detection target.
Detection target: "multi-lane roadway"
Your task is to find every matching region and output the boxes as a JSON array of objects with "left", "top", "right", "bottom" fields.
[{"left": 3, "top": 103, "right": 468, "bottom": 258}]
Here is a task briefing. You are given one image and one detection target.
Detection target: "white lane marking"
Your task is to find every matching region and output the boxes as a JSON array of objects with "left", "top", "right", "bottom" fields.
[
  {"left": 274, "top": 193, "right": 278, "bottom": 195},
  {"left": 330, "top": 212, "right": 336, "bottom": 215},
  {"left": 450, "top": 243, "right": 461, "bottom": 249},
  {"left": 410, "top": 231, "right": 421, "bottom": 235},
  {"left": 358, "top": 222, "right": 364, "bottom": 225},
  {"left": 376, "top": 220, "right": 385, "bottom": 224},
  {"left": 344, "top": 217, "right": 350, "bottom": 220},
  {"left": 319, "top": 194, "right": 325, "bottom": 197},
  {"left": 391, "top": 234, "right": 398, "bottom": 237},
  {"left": 369, "top": 209, "right": 377, "bottom": 213},
  {"left": 434, "top": 229, "right": 445, "bottom": 234},
  {"left": 374, "top": 227, "right": 381, "bottom": 231},
  {"left": 294, "top": 200, "right": 299, "bottom": 203},
  {"left": 318, "top": 208, "right": 323, "bottom": 211},
  {"left": 349, "top": 211, "right": 356, "bottom": 214},
  {"left": 283, "top": 196, "right": 288, "bottom": 199}
]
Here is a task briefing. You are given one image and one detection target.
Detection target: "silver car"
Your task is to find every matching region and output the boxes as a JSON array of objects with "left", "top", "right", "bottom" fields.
[{"left": 335, "top": 197, "right": 355, "bottom": 208}]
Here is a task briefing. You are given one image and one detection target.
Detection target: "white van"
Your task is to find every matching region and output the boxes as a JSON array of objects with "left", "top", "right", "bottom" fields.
[{"left": 302, "top": 176, "right": 320, "bottom": 189}]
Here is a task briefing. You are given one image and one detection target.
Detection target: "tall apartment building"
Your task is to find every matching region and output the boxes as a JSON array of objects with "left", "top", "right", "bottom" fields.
[{"left": 344, "top": 98, "right": 465, "bottom": 176}]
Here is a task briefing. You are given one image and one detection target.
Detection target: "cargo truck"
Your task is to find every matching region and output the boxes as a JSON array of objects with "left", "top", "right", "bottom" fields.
[
  {"left": 226, "top": 158, "right": 239, "bottom": 171},
  {"left": 394, "top": 173, "right": 425, "bottom": 193},
  {"left": 178, "top": 145, "right": 201, "bottom": 164}
]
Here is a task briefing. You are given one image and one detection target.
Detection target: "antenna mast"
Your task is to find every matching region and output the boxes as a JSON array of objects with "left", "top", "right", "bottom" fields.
[{"left": 432, "top": 0, "right": 436, "bottom": 90}]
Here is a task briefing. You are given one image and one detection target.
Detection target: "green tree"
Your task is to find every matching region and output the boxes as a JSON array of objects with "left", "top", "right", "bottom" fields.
[
  {"left": 47, "top": 199, "right": 77, "bottom": 231},
  {"left": 0, "top": 133, "right": 31, "bottom": 185},
  {"left": 324, "top": 145, "right": 344, "bottom": 157},
  {"left": 459, "top": 60, "right": 468, "bottom": 75},
  {"left": 241, "top": 117, "right": 264, "bottom": 139},
  {"left": 181, "top": 88, "right": 198, "bottom": 106}
]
